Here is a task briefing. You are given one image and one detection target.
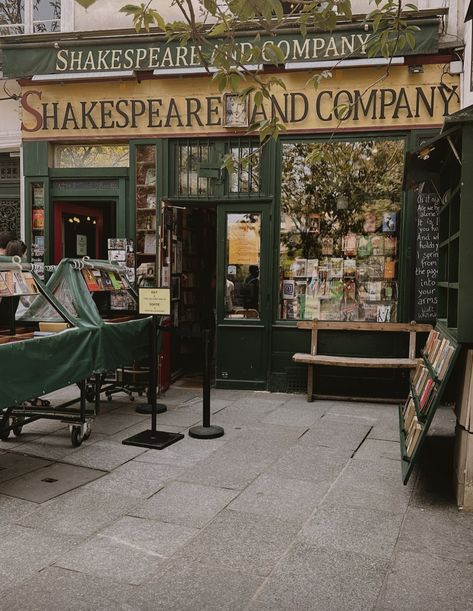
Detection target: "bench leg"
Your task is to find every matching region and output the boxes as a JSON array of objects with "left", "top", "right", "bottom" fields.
[{"left": 307, "top": 365, "right": 314, "bottom": 402}]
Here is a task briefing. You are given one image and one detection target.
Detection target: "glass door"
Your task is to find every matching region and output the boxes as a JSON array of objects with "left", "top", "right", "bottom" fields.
[{"left": 216, "top": 204, "right": 271, "bottom": 389}]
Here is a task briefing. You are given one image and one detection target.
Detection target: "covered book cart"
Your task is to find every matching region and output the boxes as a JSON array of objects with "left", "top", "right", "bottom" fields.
[
  {"left": 35, "top": 258, "right": 152, "bottom": 396},
  {"left": 0, "top": 256, "right": 97, "bottom": 445}
]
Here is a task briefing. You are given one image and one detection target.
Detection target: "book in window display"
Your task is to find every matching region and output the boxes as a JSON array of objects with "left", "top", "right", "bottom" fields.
[
  {"left": 357, "top": 235, "right": 373, "bottom": 258},
  {"left": 291, "top": 259, "right": 307, "bottom": 277},
  {"left": 321, "top": 236, "right": 334, "bottom": 256},
  {"left": 384, "top": 235, "right": 397, "bottom": 256},
  {"left": 363, "top": 212, "right": 377, "bottom": 233},
  {"left": 371, "top": 234, "right": 384, "bottom": 255},
  {"left": 306, "top": 259, "right": 318, "bottom": 279},
  {"left": 343, "top": 233, "right": 357, "bottom": 256},
  {"left": 331, "top": 258, "right": 343, "bottom": 278},
  {"left": 343, "top": 258, "right": 356, "bottom": 277}
]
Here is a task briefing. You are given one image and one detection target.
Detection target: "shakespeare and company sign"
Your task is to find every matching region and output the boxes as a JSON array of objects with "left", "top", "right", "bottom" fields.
[
  {"left": 20, "top": 65, "right": 459, "bottom": 139},
  {"left": 3, "top": 25, "right": 439, "bottom": 78}
]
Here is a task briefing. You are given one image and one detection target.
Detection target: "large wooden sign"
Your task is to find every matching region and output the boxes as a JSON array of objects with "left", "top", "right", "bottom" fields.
[{"left": 20, "top": 65, "right": 459, "bottom": 139}]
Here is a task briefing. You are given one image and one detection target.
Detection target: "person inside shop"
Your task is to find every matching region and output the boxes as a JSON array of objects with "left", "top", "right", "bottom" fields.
[
  {"left": 0, "top": 230, "right": 17, "bottom": 255},
  {"left": 244, "top": 264, "right": 259, "bottom": 312}
]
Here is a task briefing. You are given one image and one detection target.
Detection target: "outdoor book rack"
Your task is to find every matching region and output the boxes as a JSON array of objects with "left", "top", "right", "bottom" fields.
[
  {"left": 399, "top": 325, "right": 460, "bottom": 483},
  {"left": 0, "top": 256, "right": 97, "bottom": 446}
]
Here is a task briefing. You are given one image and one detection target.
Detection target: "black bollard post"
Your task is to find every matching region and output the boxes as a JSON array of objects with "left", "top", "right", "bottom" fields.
[{"left": 189, "top": 329, "right": 224, "bottom": 440}]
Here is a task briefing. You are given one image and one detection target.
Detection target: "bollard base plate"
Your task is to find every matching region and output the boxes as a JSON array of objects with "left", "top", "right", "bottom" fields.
[
  {"left": 135, "top": 403, "right": 167, "bottom": 415},
  {"left": 188, "top": 425, "right": 224, "bottom": 439},
  {"left": 122, "top": 429, "right": 184, "bottom": 450}
]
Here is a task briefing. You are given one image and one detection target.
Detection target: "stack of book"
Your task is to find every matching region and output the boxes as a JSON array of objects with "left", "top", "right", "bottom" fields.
[
  {"left": 423, "top": 330, "right": 456, "bottom": 380},
  {"left": 402, "top": 397, "right": 422, "bottom": 458},
  {"left": 0, "top": 271, "right": 38, "bottom": 296},
  {"left": 82, "top": 268, "right": 125, "bottom": 292}
]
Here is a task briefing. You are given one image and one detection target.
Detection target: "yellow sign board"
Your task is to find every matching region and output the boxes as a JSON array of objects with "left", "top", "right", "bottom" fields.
[
  {"left": 20, "top": 65, "right": 459, "bottom": 139},
  {"left": 228, "top": 222, "right": 260, "bottom": 265},
  {"left": 139, "top": 288, "right": 171, "bottom": 315}
]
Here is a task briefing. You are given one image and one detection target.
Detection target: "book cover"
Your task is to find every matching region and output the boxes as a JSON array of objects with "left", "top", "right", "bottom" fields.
[
  {"left": 32, "top": 208, "right": 44, "bottom": 230},
  {"left": 319, "top": 297, "right": 341, "bottom": 321},
  {"left": 82, "top": 268, "right": 100, "bottom": 291},
  {"left": 366, "top": 281, "right": 382, "bottom": 302},
  {"left": 340, "top": 301, "right": 358, "bottom": 322},
  {"left": 343, "top": 278, "right": 356, "bottom": 301},
  {"left": 292, "top": 259, "right": 307, "bottom": 277},
  {"left": 329, "top": 279, "right": 344, "bottom": 300},
  {"left": 110, "top": 271, "right": 123, "bottom": 290},
  {"left": 144, "top": 234, "right": 157, "bottom": 255},
  {"left": 366, "top": 256, "right": 385, "bottom": 279},
  {"left": 343, "top": 233, "right": 357, "bottom": 256},
  {"left": 12, "top": 271, "right": 30, "bottom": 295},
  {"left": 363, "top": 212, "right": 377, "bottom": 233},
  {"left": 384, "top": 235, "right": 397, "bottom": 256},
  {"left": 371, "top": 234, "right": 384, "bottom": 255},
  {"left": 100, "top": 270, "right": 113, "bottom": 290},
  {"left": 0, "top": 272, "right": 11, "bottom": 296},
  {"left": 357, "top": 235, "right": 373, "bottom": 258},
  {"left": 306, "top": 259, "right": 318, "bottom": 278},
  {"left": 23, "top": 272, "right": 38, "bottom": 295},
  {"left": 384, "top": 259, "right": 396, "bottom": 279},
  {"left": 282, "top": 279, "right": 295, "bottom": 300},
  {"left": 382, "top": 211, "right": 397, "bottom": 232},
  {"left": 343, "top": 259, "right": 356, "bottom": 277},
  {"left": 362, "top": 303, "right": 378, "bottom": 322},
  {"left": 331, "top": 258, "right": 343, "bottom": 278},
  {"left": 376, "top": 304, "right": 392, "bottom": 322},
  {"left": 321, "top": 236, "right": 333, "bottom": 256}
]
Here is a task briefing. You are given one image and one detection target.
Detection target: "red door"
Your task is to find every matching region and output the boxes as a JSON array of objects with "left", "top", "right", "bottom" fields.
[{"left": 54, "top": 202, "right": 104, "bottom": 264}]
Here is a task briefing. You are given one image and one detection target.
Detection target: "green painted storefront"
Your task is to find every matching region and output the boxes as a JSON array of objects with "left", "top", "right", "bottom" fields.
[{"left": 22, "top": 126, "right": 441, "bottom": 400}]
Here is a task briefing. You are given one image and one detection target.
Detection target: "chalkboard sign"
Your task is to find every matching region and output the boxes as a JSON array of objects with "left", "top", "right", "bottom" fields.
[{"left": 415, "top": 193, "right": 440, "bottom": 321}]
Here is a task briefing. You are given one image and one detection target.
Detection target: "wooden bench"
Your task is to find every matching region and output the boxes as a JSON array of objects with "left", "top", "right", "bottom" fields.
[{"left": 293, "top": 321, "right": 432, "bottom": 402}]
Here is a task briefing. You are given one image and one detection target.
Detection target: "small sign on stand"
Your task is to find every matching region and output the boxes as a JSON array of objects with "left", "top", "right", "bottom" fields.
[{"left": 122, "top": 288, "right": 184, "bottom": 450}]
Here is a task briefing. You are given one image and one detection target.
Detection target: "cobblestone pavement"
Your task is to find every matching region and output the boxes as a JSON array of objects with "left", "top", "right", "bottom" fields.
[{"left": 0, "top": 385, "right": 471, "bottom": 610}]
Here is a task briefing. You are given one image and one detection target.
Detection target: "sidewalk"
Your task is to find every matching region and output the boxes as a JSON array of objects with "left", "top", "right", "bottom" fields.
[{"left": 0, "top": 385, "right": 472, "bottom": 610}]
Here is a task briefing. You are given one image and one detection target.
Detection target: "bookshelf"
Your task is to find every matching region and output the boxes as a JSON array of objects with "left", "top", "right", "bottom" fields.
[
  {"left": 428, "top": 127, "right": 473, "bottom": 342},
  {"left": 135, "top": 145, "right": 157, "bottom": 287},
  {"left": 399, "top": 325, "right": 460, "bottom": 483}
]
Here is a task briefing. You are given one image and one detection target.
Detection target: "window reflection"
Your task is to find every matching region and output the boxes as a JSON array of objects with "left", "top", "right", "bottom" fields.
[{"left": 225, "top": 213, "right": 261, "bottom": 319}]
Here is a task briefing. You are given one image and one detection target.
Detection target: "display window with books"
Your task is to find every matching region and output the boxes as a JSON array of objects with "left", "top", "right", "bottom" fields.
[
  {"left": 135, "top": 145, "right": 157, "bottom": 287},
  {"left": 279, "top": 139, "right": 404, "bottom": 322}
]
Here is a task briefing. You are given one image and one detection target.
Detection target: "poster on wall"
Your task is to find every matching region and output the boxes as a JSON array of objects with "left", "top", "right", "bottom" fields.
[
  {"left": 228, "top": 221, "right": 259, "bottom": 265},
  {"left": 76, "top": 234, "right": 87, "bottom": 256}
]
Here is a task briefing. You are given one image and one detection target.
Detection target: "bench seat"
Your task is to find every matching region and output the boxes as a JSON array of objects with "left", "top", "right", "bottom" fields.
[{"left": 292, "top": 353, "right": 419, "bottom": 368}]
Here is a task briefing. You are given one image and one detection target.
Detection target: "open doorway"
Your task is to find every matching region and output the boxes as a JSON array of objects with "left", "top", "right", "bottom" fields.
[
  {"left": 165, "top": 205, "right": 217, "bottom": 387},
  {"left": 54, "top": 201, "right": 116, "bottom": 264}
]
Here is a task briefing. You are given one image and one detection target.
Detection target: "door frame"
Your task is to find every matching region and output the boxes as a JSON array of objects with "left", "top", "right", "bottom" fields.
[
  {"left": 53, "top": 201, "right": 104, "bottom": 263},
  {"left": 215, "top": 201, "right": 272, "bottom": 388}
]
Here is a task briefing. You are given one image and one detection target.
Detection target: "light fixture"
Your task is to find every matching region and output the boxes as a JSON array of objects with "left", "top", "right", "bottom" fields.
[
  {"left": 336, "top": 195, "right": 349, "bottom": 210},
  {"left": 408, "top": 64, "right": 424, "bottom": 74},
  {"left": 68, "top": 218, "right": 74, "bottom": 223},
  {"left": 285, "top": 57, "right": 404, "bottom": 71},
  {"left": 87, "top": 216, "right": 91, "bottom": 221},
  {"left": 93, "top": 220, "right": 96, "bottom": 224}
]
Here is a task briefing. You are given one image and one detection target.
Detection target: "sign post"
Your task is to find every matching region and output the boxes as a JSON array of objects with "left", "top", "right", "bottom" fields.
[{"left": 122, "top": 288, "right": 183, "bottom": 450}]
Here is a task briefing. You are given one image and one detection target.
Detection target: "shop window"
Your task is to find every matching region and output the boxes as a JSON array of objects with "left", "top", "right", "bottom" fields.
[
  {"left": 54, "top": 145, "right": 129, "bottom": 168},
  {"left": 279, "top": 139, "right": 404, "bottom": 322},
  {"left": 0, "top": 0, "right": 61, "bottom": 35},
  {"left": 177, "top": 140, "right": 214, "bottom": 196},
  {"left": 224, "top": 213, "right": 261, "bottom": 319},
  {"left": 227, "top": 141, "right": 261, "bottom": 194}
]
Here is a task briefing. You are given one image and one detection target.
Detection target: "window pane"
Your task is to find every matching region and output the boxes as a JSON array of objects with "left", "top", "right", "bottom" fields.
[
  {"left": 177, "top": 140, "right": 211, "bottom": 195},
  {"left": 228, "top": 144, "right": 260, "bottom": 193},
  {"left": 54, "top": 145, "right": 129, "bottom": 168},
  {"left": 33, "top": 0, "right": 60, "bottom": 32},
  {"left": 225, "top": 213, "right": 261, "bottom": 319},
  {"left": 279, "top": 140, "right": 404, "bottom": 322},
  {"left": 0, "top": 0, "right": 24, "bottom": 34}
]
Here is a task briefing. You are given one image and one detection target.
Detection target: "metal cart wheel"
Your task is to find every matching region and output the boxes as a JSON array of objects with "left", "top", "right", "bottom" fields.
[
  {"left": 83, "top": 421, "right": 92, "bottom": 441},
  {"left": 85, "top": 383, "right": 96, "bottom": 403},
  {"left": 12, "top": 425, "right": 23, "bottom": 437},
  {"left": 12, "top": 417, "right": 24, "bottom": 437},
  {"left": 70, "top": 426, "right": 83, "bottom": 447},
  {"left": 0, "top": 427, "right": 9, "bottom": 441}
]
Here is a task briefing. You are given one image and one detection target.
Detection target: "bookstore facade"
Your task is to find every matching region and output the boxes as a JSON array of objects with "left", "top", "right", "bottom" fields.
[{"left": 4, "top": 31, "right": 461, "bottom": 395}]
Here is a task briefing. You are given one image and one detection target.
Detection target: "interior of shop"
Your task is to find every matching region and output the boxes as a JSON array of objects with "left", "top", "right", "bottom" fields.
[{"left": 166, "top": 205, "right": 217, "bottom": 386}]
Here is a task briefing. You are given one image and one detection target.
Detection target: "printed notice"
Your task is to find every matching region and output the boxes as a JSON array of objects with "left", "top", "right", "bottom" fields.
[
  {"left": 139, "top": 288, "right": 171, "bottom": 315},
  {"left": 415, "top": 192, "right": 440, "bottom": 321}
]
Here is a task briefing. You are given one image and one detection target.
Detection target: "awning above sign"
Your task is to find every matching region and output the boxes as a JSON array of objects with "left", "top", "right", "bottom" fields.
[{"left": 2, "top": 23, "right": 439, "bottom": 78}]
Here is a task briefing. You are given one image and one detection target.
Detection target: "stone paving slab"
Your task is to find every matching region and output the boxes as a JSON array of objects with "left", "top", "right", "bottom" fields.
[
  {"left": 83, "top": 460, "right": 183, "bottom": 498},
  {"left": 127, "top": 557, "right": 263, "bottom": 611},
  {"left": 247, "top": 542, "right": 389, "bottom": 611},
  {"left": 299, "top": 502, "right": 404, "bottom": 561},
  {"left": 173, "top": 509, "right": 300, "bottom": 576},
  {"left": 18, "top": 488, "right": 139, "bottom": 537},
  {"left": 378, "top": 549, "right": 473, "bottom": 611},
  {"left": 0, "top": 566, "right": 137, "bottom": 611},
  {"left": 55, "top": 516, "right": 198, "bottom": 585},
  {"left": 228, "top": 473, "right": 326, "bottom": 523},
  {"left": 0, "top": 462, "right": 105, "bottom": 503},
  {"left": 298, "top": 415, "right": 372, "bottom": 451},
  {"left": 88, "top": 412, "right": 148, "bottom": 435},
  {"left": 63, "top": 439, "right": 148, "bottom": 471},
  {"left": 4, "top": 430, "right": 107, "bottom": 462},
  {"left": 133, "top": 435, "right": 227, "bottom": 467},
  {"left": 131, "top": 481, "right": 238, "bottom": 528}
]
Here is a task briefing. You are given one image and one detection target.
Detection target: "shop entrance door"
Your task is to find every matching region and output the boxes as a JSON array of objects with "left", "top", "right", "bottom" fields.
[
  {"left": 215, "top": 204, "right": 271, "bottom": 388},
  {"left": 54, "top": 202, "right": 109, "bottom": 263}
]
